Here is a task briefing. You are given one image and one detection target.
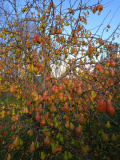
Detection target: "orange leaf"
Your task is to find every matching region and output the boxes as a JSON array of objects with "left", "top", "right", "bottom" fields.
[{"left": 57, "top": 145, "right": 62, "bottom": 152}]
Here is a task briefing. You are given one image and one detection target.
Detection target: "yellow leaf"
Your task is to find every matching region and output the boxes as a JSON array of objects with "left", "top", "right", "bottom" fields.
[
  {"left": 2, "top": 106, "right": 5, "bottom": 109},
  {"left": 109, "top": 95, "right": 112, "bottom": 100},
  {"left": 21, "top": 71, "right": 25, "bottom": 75},
  {"left": 71, "top": 19, "right": 74, "bottom": 22},
  {"left": 7, "top": 111, "right": 10, "bottom": 115},
  {"left": 91, "top": 91, "right": 96, "bottom": 98}
]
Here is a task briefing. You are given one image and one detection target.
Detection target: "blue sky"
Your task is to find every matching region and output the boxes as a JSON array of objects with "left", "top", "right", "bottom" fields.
[
  {"left": 86, "top": 0, "right": 120, "bottom": 42},
  {"left": 54, "top": 0, "right": 120, "bottom": 43}
]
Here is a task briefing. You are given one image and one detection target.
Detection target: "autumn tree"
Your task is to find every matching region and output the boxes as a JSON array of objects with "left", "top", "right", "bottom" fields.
[{"left": 0, "top": 0, "right": 120, "bottom": 160}]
